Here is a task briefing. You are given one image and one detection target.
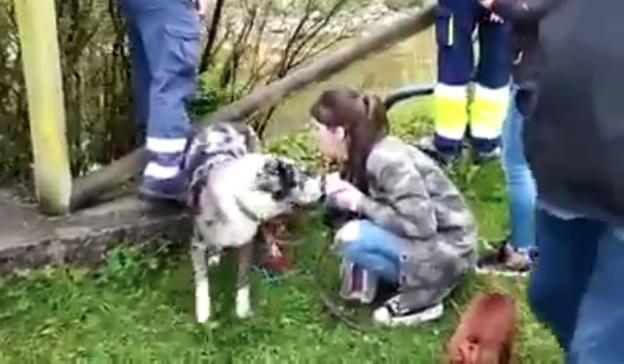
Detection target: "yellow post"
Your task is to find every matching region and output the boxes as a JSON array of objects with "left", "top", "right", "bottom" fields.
[{"left": 14, "top": 0, "right": 72, "bottom": 215}]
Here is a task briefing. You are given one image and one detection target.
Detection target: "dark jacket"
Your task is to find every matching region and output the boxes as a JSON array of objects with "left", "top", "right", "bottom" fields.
[
  {"left": 512, "top": 0, "right": 624, "bottom": 222},
  {"left": 492, "top": 0, "right": 562, "bottom": 116}
]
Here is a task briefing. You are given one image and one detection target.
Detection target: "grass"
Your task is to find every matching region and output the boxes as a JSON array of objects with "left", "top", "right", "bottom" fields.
[{"left": 0, "top": 99, "right": 563, "bottom": 363}]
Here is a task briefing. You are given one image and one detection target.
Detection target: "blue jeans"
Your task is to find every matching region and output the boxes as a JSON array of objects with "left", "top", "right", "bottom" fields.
[
  {"left": 335, "top": 220, "right": 402, "bottom": 284},
  {"left": 528, "top": 207, "right": 624, "bottom": 362},
  {"left": 120, "top": 0, "right": 199, "bottom": 187},
  {"left": 501, "top": 86, "right": 536, "bottom": 248}
]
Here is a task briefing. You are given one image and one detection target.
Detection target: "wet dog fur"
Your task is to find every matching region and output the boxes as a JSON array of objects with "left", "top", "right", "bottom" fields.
[{"left": 189, "top": 145, "right": 322, "bottom": 323}]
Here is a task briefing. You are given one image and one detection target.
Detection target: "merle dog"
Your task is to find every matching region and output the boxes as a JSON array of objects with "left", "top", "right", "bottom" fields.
[{"left": 184, "top": 123, "right": 323, "bottom": 323}]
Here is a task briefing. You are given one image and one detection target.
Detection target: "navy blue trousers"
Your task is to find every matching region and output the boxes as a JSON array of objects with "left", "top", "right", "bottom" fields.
[
  {"left": 436, "top": 0, "right": 512, "bottom": 88},
  {"left": 121, "top": 0, "right": 200, "bottom": 183}
]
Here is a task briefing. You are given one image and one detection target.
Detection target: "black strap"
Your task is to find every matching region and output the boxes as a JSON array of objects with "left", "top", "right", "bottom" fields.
[
  {"left": 312, "top": 231, "right": 375, "bottom": 332},
  {"left": 235, "top": 198, "right": 263, "bottom": 223}
]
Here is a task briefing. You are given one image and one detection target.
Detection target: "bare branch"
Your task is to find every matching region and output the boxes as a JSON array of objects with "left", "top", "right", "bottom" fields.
[
  {"left": 199, "top": 0, "right": 226, "bottom": 72},
  {"left": 286, "top": 0, "right": 349, "bottom": 69}
]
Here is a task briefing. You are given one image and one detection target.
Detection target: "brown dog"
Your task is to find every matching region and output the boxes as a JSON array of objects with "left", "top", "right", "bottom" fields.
[{"left": 443, "top": 292, "right": 517, "bottom": 364}]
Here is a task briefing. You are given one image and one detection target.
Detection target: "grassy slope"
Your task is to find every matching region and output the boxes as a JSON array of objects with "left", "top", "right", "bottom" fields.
[{"left": 0, "top": 99, "right": 562, "bottom": 363}]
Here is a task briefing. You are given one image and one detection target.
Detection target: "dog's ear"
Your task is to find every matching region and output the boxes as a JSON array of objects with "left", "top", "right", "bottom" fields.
[
  {"left": 276, "top": 157, "right": 298, "bottom": 191},
  {"left": 256, "top": 157, "right": 297, "bottom": 199}
]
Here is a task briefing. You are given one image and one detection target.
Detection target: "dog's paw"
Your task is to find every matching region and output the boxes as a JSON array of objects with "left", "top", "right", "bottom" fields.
[
  {"left": 207, "top": 254, "right": 221, "bottom": 267},
  {"left": 195, "top": 281, "right": 211, "bottom": 324},
  {"left": 235, "top": 285, "right": 253, "bottom": 319},
  {"left": 236, "top": 306, "right": 254, "bottom": 319},
  {"left": 235, "top": 296, "right": 253, "bottom": 318},
  {"left": 196, "top": 305, "right": 211, "bottom": 324}
]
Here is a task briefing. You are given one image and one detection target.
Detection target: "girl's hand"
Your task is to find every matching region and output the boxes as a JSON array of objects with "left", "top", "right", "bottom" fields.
[
  {"left": 324, "top": 172, "right": 348, "bottom": 195},
  {"left": 325, "top": 173, "right": 364, "bottom": 212}
]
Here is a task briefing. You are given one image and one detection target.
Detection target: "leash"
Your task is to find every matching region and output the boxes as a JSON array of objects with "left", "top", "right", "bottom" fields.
[
  {"left": 253, "top": 169, "right": 375, "bottom": 331},
  {"left": 254, "top": 265, "right": 300, "bottom": 285},
  {"left": 254, "top": 243, "right": 372, "bottom": 331},
  {"left": 311, "top": 230, "right": 374, "bottom": 332},
  {"left": 311, "top": 170, "right": 377, "bottom": 332}
]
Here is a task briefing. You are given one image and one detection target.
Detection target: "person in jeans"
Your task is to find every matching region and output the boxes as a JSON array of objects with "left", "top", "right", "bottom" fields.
[
  {"left": 309, "top": 88, "right": 477, "bottom": 326},
  {"left": 120, "top": 0, "right": 211, "bottom": 202},
  {"left": 477, "top": 0, "right": 551, "bottom": 276},
  {"left": 477, "top": 86, "right": 537, "bottom": 275},
  {"left": 483, "top": 0, "right": 624, "bottom": 361}
]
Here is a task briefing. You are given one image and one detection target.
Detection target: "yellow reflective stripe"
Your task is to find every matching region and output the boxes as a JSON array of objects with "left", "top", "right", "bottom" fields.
[
  {"left": 469, "top": 98, "right": 509, "bottom": 139},
  {"left": 435, "top": 95, "right": 468, "bottom": 140}
]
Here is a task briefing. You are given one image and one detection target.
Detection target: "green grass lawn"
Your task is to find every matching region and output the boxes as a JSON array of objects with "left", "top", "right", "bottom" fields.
[{"left": 0, "top": 100, "right": 563, "bottom": 363}]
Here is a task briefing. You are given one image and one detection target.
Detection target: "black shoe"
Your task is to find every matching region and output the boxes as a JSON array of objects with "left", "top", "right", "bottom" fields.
[
  {"left": 476, "top": 239, "right": 536, "bottom": 277},
  {"left": 138, "top": 174, "right": 188, "bottom": 205},
  {"left": 413, "top": 136, "right": 460, "bottom": 166}
]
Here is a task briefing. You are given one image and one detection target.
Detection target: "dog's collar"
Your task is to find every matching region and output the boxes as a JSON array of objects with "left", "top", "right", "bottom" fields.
[
  {"left": 234, "top": 197, "right": 297, "bottom": 224},
  {"left": 235, "top": 199, "right": 263, "bottom": 223}
]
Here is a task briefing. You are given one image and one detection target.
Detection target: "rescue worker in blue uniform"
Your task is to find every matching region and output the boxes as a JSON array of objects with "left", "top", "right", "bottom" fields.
[
  {"left": 431, "top": 0, "right": 513, "bottom": 161},
  {"left": 120, "top": 0, "right": 210, "bottom": 202}
]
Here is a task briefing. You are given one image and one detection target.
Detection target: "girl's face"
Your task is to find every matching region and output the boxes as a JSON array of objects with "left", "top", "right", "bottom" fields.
[{"left": 310, "top": 118, "right": 347, "bottom": 162}]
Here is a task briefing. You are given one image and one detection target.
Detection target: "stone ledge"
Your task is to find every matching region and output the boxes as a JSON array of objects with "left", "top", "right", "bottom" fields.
[{"left": 0, "top": 189, "right": 191, "bottom": 273}]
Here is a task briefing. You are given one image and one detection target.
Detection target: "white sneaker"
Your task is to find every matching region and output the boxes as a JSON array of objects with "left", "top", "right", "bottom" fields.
[
  {"left": 475, "top": 146, "right": 501, "bottom": 161},
  {"left": 373, "top": 302, "right": 444, "bottom": 327}
]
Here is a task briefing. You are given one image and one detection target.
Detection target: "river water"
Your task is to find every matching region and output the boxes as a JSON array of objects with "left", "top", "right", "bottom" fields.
[{"left": 263, "top": 29, "right": 437, "bottom": 139}]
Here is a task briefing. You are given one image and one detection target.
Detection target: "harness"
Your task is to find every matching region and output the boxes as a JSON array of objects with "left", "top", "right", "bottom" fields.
[{"left": 184, "top": 123, "right": 249, "bottom": 211}]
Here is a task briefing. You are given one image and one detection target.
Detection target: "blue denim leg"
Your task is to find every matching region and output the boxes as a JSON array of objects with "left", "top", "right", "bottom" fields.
[
  {"left": 501, "top": 86, "right": 537, "bottom": 249},
  {"left": 568, "top": 227, "right": 624, "bottom": 363},
  {"left": 528, "top": 208, "right": 602, "bottom": 350},
  {"left": 335, "top": 220, "right": 403, "bottom": 284}
]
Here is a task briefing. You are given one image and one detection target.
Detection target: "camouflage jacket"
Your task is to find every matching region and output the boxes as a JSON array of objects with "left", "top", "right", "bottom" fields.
[{"left": 357, "top": 136, "right": 477, "bottom": 306}]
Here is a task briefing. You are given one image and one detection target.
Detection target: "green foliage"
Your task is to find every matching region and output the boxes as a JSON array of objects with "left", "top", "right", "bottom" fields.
[
  {"left": 0, "top": 165, "right": 561, "bottom": 362},
  {"left": 266, "top": 131, "right": 323, "bottom": 170},
  {"left": 0, "top": 0, "right": 135, "bottom": 181},
  {"left": 188, "top": 71, "right": 233, "bottom": 119},
  {"left": 101, "top": 243, "right": 171, "bottom": 289}
]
